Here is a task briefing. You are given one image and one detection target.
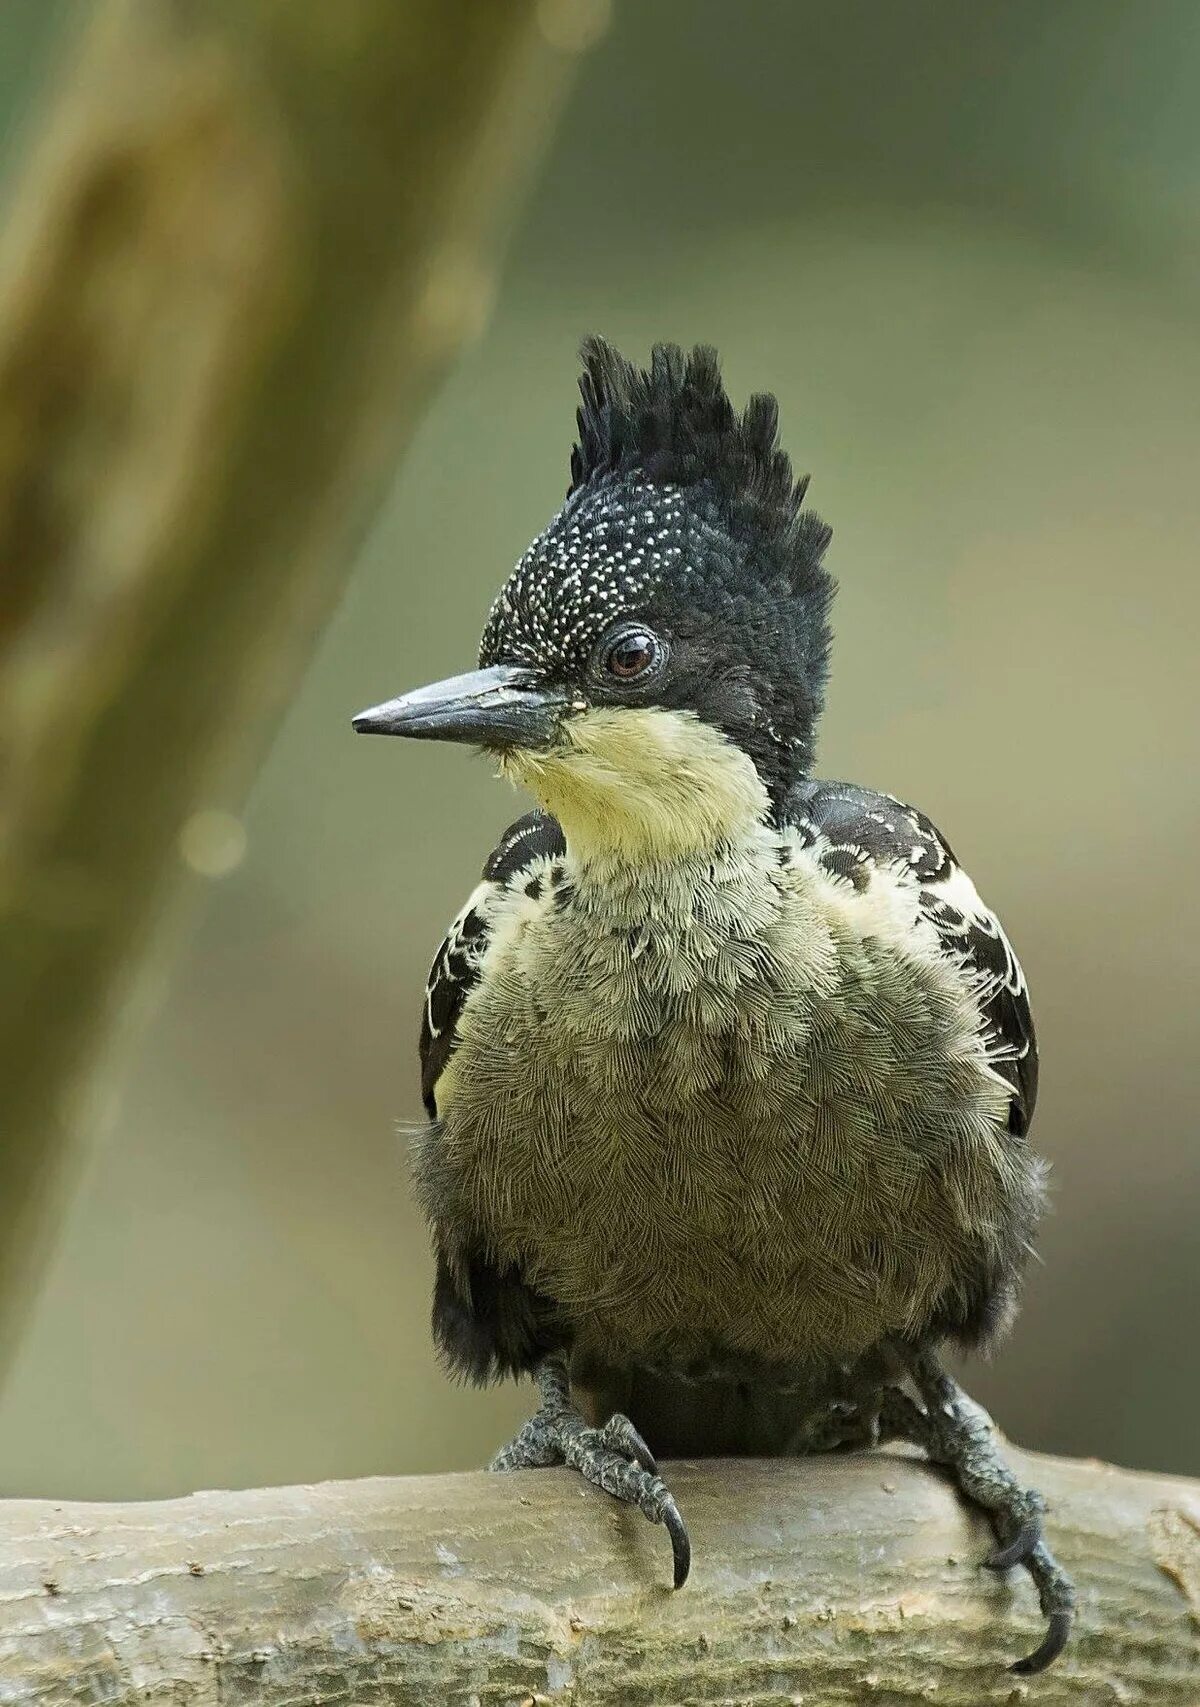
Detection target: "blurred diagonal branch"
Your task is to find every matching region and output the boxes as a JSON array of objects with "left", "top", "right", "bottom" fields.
[
  {"left": 1, "top": 1452, "right": 1197, "bottom": 1704},
  {"left": 0, "top": 0, "right": 580, "bottom": 1374}
]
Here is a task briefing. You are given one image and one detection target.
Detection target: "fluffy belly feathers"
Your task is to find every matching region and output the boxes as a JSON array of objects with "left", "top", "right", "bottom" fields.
[{"left": 415, "top": 831, "right": 1027, "bottom": 1370}]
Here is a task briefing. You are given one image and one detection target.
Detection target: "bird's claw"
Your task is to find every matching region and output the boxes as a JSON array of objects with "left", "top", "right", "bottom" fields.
[
  {"left": 878, "top": 1358, "right": 1076, "bottom": 1673},
  {"left": 1011, "top": 1607, "right": 1072, "bottom": 1675},
  {"left": 984, "top": 1514, "right": 1041, "bottom": 1572},
  {"left": 1001, "top": 1532, "right": 1076, "bottom": 1675},
  {"left": 660, "top": 1490, "right": 692, "bottom": 1587},
  {"left": 598, "top": 1410, "right": 659, "bottom": 1476},
  {"left": 978, "top": 1499, "right": 1073, "bottom": 1671},
  {"left": 490, "top": 1400, "right": 689, "bottom": 1588}
]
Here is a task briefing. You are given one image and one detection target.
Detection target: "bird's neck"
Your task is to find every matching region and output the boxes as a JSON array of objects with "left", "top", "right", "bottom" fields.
[{"left": 501, "top": 706, "right": 771, "bottom": 874}]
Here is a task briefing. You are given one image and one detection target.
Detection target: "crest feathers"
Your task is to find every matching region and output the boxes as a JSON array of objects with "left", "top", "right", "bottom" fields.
[{"left": 569, "top": 337, "right": 831, "bottom": 576}]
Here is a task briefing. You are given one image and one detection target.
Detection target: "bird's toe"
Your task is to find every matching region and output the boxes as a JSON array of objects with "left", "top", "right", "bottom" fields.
[
  {"left": 1010, "top": 1608, "right": 1072, "bottom": 1676},
  {"left": 984, "top": 1515, "right": 1042, "bottom": 1572}
]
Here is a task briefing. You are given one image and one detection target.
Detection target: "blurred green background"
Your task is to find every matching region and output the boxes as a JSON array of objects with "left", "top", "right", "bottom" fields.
[{"left": 1, "top": 0, "right": 1197, "bottom": 1498}]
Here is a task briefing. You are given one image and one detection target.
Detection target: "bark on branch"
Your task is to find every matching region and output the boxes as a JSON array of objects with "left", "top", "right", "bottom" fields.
[
  {"left": 0, "top": 0, "right": 577, "bottom": 1375},
  {"left": 0, "top": 1450, "right": 1196, "bottom": 1704}
]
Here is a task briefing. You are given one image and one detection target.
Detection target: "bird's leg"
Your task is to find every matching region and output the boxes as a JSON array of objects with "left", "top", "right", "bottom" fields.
[
  {"left": 489, "top": 1354, "right": 691, "bottom": 1587},
  {"left": 878, "top": 1347, "right": 1075, "bottom": 1674}
]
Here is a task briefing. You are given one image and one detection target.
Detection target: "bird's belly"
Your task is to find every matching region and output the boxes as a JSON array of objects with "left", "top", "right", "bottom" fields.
[{"left": 416, "top": 856, "right": 1026, "bottom": 1369}]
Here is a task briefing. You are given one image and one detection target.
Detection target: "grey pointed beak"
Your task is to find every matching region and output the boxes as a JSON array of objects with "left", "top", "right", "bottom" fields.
[{"left": 352, "top": 664, "right": 572, "bottom": 749}]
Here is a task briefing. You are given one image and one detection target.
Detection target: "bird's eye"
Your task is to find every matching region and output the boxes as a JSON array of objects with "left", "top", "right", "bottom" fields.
[{"left": 601, "top": 627, "right": 663, "bottom": 682}]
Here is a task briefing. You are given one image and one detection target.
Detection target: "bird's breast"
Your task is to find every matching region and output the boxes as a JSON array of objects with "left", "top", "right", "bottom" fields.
[{"left": 415, "top": 830, "right": 1025, "bottom": 1368}]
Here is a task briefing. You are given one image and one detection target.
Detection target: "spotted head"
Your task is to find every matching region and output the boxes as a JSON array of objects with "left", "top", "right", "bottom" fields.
[{"left": 354, "top": 338, "right": 834, "bottom": 862}]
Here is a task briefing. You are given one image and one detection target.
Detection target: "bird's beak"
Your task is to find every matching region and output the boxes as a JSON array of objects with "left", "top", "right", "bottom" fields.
[{"left": 352, "top": 664, "right": 572, "bottom": 750}]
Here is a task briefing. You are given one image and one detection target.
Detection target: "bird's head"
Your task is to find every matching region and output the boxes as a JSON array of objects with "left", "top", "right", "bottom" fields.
[{"left": 354, "top": 338, "right": 834, "bottom": 864}]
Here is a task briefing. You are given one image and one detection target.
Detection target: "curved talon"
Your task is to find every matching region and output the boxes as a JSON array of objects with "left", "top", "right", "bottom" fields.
[
  {"left": 491, "top": 1386, "right": 687, "bottom": 1592},
  {"left": 884, "top": 1349, "right": 1076, "bottom": 1672},
  {"left": 1010, "top": 1609, "right": 1072, "bottom": 1675},
  {"left": 661, "top": 1495, "right": 691, "bottom": 1588},
  {"left": 603, "top": 1414, "right": 659, "bottom": 1476},
  {"left": 626, "top": 1423, "right": 659, "bottom": 1477},
  {"left": 984, "top": 1517, "right": 1041, "bottom": 1572}
]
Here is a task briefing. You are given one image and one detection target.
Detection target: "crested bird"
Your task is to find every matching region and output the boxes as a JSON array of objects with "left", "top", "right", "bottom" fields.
[{"left": 353, "top": 338, "right": 1074, "bottom": 1673}]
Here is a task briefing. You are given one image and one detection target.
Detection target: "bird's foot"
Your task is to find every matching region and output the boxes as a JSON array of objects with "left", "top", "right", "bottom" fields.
[
  {"left": 489, "top": 1356, "right": 690, "bottom": 1588},
  {"left": 879, "top": 1349, "right": 1074, "bottom": 1674}
]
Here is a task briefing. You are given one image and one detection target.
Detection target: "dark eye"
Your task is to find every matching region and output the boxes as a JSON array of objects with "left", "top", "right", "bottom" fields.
[{"left": 601, "top": 627, "right": 664, "bottom": 681}]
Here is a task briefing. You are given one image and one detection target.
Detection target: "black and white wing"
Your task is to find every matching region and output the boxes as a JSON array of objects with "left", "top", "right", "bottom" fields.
[
  {"left": 787, "top": 779, "right": 1038, "bottom": 1135},
  {"left": 419, "top": 810, "right": 566, "bottom": 1119},
  {"left": 420, "top": 810, "right": 568, "bottom": 1384}
]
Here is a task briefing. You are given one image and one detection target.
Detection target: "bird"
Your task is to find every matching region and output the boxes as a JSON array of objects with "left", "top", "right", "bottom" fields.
[{"left": 353, "top": 337, "right": 1075, "bottom": 1674}]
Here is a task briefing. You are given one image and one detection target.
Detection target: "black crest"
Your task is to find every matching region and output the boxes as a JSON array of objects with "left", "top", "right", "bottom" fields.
[{"left": 570, "top": 336, "right": 833, "bottom": 574}]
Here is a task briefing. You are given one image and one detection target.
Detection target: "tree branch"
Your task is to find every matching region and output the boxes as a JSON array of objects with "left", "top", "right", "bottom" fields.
[
  {"left": 0, "top": 1451, "right": 1196, "bottom": 1703},
  {"left": 0, "top": 0, "right": 578, "bottom": 1374}
]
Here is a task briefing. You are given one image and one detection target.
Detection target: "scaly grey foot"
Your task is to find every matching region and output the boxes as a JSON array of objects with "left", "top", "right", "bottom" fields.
[
  {"left": 489, "top": 1356, "right": 690, "bottom": 1588},
  {"left": 879, "top": 1348, "right": 1074, "bottom": 1674}
]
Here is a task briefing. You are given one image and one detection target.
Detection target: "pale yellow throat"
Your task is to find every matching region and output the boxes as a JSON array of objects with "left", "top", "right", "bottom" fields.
[{"left": 501, "top": 706, "right": 769, "bottom": 864}]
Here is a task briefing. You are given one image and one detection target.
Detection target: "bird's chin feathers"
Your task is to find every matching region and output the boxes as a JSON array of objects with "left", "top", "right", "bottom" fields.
[{"left": 500, "top": 706, "right": 769, "bottom": 866}]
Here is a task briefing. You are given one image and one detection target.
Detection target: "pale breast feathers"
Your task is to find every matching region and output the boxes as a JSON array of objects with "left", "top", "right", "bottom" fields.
[{"left": 422, "top": 788, "right": 1036, "bottom": 1140}]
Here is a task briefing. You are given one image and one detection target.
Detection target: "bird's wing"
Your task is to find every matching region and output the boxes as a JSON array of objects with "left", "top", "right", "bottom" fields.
[
  {"left": 420, "top": 809, "right": 567, "bottom": 1120},
  {"left": 786, "top": 779, "right": 1038, "bottom": 1134},
  {"left": 420, "top": 810, "right": 568, "bottom": 1383}
]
